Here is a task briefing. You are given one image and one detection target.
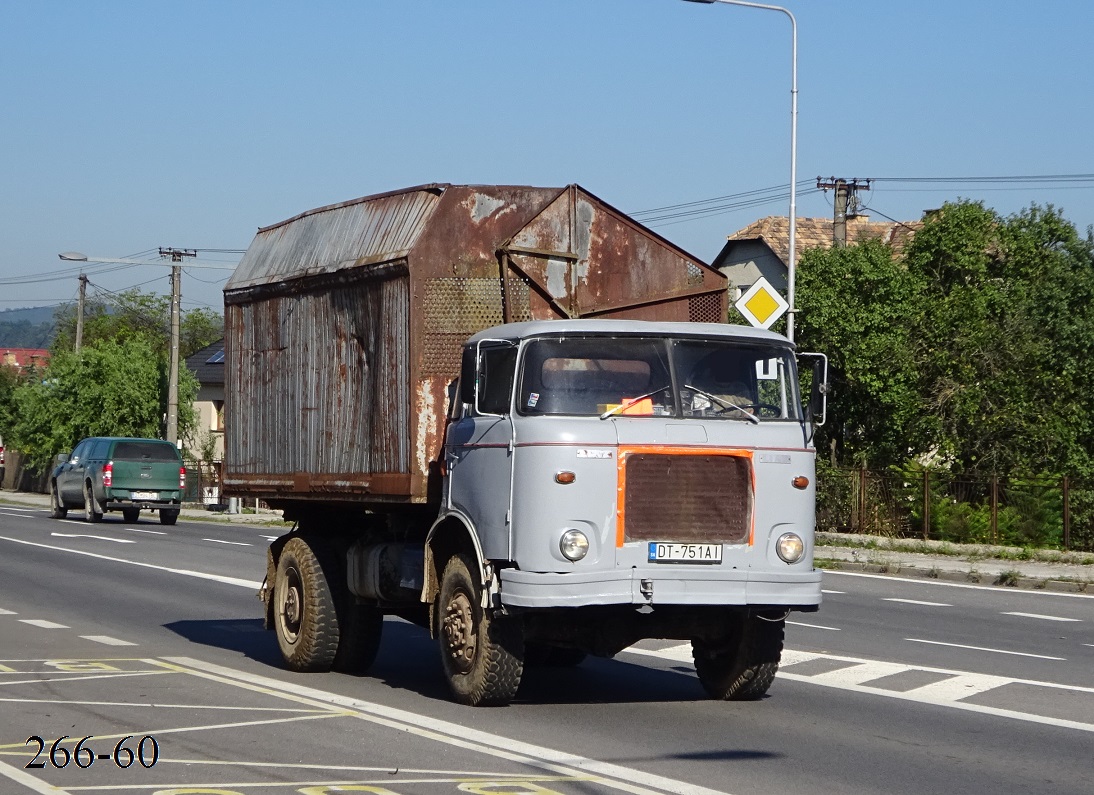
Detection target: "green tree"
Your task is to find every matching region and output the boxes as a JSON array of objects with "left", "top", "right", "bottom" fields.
[
  {"left": 9, "top": 338, "right": 198, "bottom": 469},
  {"left": 795, "top": 238, "right": 926, "bottom": 468}
]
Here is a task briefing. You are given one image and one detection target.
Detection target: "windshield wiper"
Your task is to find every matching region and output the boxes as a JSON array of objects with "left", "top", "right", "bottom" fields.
[
  {"left": 683, "top": 384, "right": 761, "bottom": 424},
  {"left": 599, "top": 385, "right": 671, "bottom": 420}
]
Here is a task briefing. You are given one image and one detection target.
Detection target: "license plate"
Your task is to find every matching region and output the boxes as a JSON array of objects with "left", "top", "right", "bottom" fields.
[
  {"left": 130, "top": 491, "right": 157, "bottom": 500},
  {"left": 648, "top": 542, "right": 723, "bottom": 563}
]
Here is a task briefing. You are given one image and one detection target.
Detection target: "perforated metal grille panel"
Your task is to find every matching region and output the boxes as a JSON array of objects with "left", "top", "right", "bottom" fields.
[
  {"left": 689, "top": 292, "right": 725, "bottom": 324},
  {"left": 423, "top": 278, "right": 505, "bottom": 375},
  {"left": 623, "top": 453, "right": 752, "bottom": 544}
]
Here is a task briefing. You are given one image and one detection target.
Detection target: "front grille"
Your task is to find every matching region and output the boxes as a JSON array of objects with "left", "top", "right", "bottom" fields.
[{"left": 623, "top": 453, "right": 752, "bottom": 544}]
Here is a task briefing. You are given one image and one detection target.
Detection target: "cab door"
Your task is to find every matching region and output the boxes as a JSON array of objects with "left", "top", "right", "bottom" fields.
[
  {"left": 446, "top": 341, "right": 518, "bottom": 561},
  {"left": 57, "top": 440, "right": 90, "bottom": 504}
]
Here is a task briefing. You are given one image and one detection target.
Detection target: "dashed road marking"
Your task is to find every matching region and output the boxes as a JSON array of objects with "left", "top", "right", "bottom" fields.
[
  {"left": 129, "top": 528, "right": 167, "bottom": 535},
  {"left": 80, "top": 635, "right": 137, "bottom": 646},
  {"left": 883, "top": 598, "right": 951, "bottom": 607},
  {"left": 50, "top": 532, "right": 135, "bottom": 544},
  {"left": 18, "top": 620, "right": 69, "bottom": 629},
  {"left": 204, "top": 538, "right": 252, "bottom": 546},
  {"left": 906, "top": 638, "right": 1066, "bottom": 660},
  {"left": 0, "top": 609, "right": 15, "bottom": 615},
  {"left": 1003, "top": 611, "right": 1082, "bottom": 622}
]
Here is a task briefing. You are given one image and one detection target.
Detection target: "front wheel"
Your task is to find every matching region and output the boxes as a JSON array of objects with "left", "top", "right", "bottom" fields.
[
  {"left": 693, "top": 614, "right": 784, "bottom": 701},
  {"left": 49, "top": 481, "right": 68, "bottom": 519},
  {"left": 274, "top": 536, "right": 340, "bottom": 672},
  {"left": 437, "top": 553, "right": 524, "bottom": 706},
  {"left": 83, "top": 482, "right": 103, "bottom": 523}
]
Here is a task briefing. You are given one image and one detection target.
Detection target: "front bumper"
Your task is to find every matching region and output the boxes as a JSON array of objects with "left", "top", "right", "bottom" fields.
[{"left": 498, "top": 566, "right": 822, "bottom": 609}]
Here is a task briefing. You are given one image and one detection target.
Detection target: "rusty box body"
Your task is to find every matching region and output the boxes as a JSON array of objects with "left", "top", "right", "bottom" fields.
[{"left": 223, "top": 184, "right": 727, "bottom": 508}]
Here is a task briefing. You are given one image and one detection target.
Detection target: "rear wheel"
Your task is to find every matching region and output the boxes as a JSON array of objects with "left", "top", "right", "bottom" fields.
[
  {"left": 437, "top": 553, "right": 523, "bottom": 706},
  {"left": 274, "top": 536, "right": 340, "bottom": 672},
  {"left": 83, "top": 482, "right": 103, "bottom": 523},
  {"left": 692, "top": 614, "right": 784, "bottom": 701},
  {"left": 122, "top": 508, "right": 140, "bottom": 523},
  {"left": 159, "top": 509, "right": 179, "bottom": 526},
  {"left": 332, "top": 601, "right": 384, "bottom": 674},
  {"left": 48, "top": 481, "right": 68, "bottom": 519}
]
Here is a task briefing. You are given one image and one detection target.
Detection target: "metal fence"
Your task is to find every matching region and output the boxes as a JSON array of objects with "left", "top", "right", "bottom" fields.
[{"left": 817, "top": 467, "right": 1094, "bottom": 552}]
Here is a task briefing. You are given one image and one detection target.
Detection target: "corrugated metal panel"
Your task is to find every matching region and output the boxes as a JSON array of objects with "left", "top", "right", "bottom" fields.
[
  {"left": 225, "top": 186, "right": 444, "bottom": 292},
  {"left": 224, "top": 271, "right": 410, "bottom": 497}
]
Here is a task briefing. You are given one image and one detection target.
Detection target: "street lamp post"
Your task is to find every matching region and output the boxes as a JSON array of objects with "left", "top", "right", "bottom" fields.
[{"left": 681, "top": 0, "right": 799, "bottom": 342}]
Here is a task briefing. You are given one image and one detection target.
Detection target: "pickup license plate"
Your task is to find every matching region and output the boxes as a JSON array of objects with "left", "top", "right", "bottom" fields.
[
  {"left": 648, "top": 542, "right": 723, "bottom": 563},
  {"left": 130, "top": 491, "right": 157, "bottom": 501}
]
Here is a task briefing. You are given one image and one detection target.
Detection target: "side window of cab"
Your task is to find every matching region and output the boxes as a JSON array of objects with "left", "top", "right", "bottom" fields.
[
  {"left": 479, "top": 345, "right": 517, "bottom": 416},
  {"left": 69, "top": 440, "right": 89, "bottom": 465}
]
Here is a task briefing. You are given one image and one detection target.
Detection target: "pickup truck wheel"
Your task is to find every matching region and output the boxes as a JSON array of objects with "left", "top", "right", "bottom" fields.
[
  {"left": 83, "top": 482, "right": 103, "bottom": 523},
  {"left": 692, "top": 615, "right": 784, "bottom": 701},
  {"left": 332, "top": 603, "right": 383, "bottom": 673},
  {"left": 122, "top": 508, "right": 140, "bottom": 523},
  {"left": 437, "top": 553, "right": 523, "bottom": 706},
  {"left": 274, "top": 536, "right": 339, "bottom": 672},
  {"left": 159, "top": 509, "right": 179, "bottom": 526},
  {"left": 48, "top": 481, "right": 68, "bottom": 519}
]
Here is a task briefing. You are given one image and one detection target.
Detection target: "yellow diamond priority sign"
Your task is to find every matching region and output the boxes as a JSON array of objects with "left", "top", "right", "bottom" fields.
[{"left": 734, "top": 276, "right": 789, "bottom": 329}]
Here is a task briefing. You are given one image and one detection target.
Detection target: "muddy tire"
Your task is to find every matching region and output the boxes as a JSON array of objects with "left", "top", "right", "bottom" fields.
[
  {"left": 48, "top": 481, "right": 68, "bottom": 519},
  {"left": 159, "top": 509, "right": 179, "bottom": 526},
  {"left": 437, "top": 553, "right": 523, "bottom": 706},
  {"left": 332, "top": 601, "right": 384, "bottom": 674},
  {"left": 122, "top": 508, "right": 140, "bottom": 523},
  {"left": 274, "top": 536, "right": 340, "bottom": 672},
  {"left": 83, "top": 482, "right": 103, "bottom": 523},
  {"left": 693, "top": 615, "right": 784, "bottom": 701}
]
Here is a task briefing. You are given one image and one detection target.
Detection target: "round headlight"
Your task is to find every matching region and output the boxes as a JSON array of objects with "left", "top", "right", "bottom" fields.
[
  {"left": 776, "top": 532, "right": 805, "bottom": 564},
  {"left": 559, "top": 529, "right": 590, "bottom": 561}
]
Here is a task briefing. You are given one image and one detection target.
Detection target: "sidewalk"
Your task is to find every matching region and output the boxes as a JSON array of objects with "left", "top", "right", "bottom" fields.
[
  {"left": 816, "top": 531, "right": 1093, "bottom": 593},
  {"left": 0, "top": 488, "right": 289, "bottom": 526}
]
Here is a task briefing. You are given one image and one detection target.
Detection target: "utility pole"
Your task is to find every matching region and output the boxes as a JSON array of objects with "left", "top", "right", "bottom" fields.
[
  {"left": 159, "top": 248, "right": 196, "bottom": 446},
  {"left": 817, "top": 177, "right": 871, "bottom": 246},
  {"left": 75, "top": 273, "right": 88, "bottom": 352}
]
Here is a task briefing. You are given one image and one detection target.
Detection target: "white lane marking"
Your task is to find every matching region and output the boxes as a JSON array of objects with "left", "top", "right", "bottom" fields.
[
  {"left": 825, "top": 569, "right": 1094, "bottom": 599},
  {"left": 260, "top": 535, "right": 279, "bottom": 541},
  {"left": 625, "top": 645, "right": 1094, "bottom": 733},
  {"left": 204, "top": 538, "right": 252, "bottom": 546},
  {"left": 161, "top": 657, "right": 734, "bottom": 795},
  {"left": 807, "top": 660, "right": 911, "bottom": 687},
  {"left": 51, "top": 532, "right": 135, "bottom": 544},
  {"left": 129, "top": 528, "right": 167, "bottom": 535},
  {"left": 80, "top": 635, "right": 137, "bottom": 646},
  {"left": 0, "top": 534, "right": 262, "bottom": 589},
  {"left": 0, "top": 608, "right": 15, "bottom": 615},
  {"left": 884, "top": 598, "right": 952, "bottom": 607},
  {"left": 19, "top": 620, "right": 69, "bottom": 629},
  {"left": 821, "top": 589, "right": 845, "bottom": 594},
  {"left": 1003, "top": 611, "right": 1082, "bottom": 622},
  {"left": 906, "top": 638, "right": 1066, "bottom": 661},
  {"left": 911, "top": 673, "right": 1014, "bottom": 701},
  {"left": 787, "top": 620, "right": 841, "bottom": 631},
  {"left": 0, "top": 758, "right": 74, "bottom": 795}
]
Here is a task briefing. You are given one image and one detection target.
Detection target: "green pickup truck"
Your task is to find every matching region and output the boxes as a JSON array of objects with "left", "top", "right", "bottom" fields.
[{"left": 49, "top": 437, "right": 185, "bottom": 525}]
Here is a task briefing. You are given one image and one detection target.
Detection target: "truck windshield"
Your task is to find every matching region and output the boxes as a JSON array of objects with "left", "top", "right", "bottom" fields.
[{"left": 516, "top": 336, "right": 802, "bottom": 421}]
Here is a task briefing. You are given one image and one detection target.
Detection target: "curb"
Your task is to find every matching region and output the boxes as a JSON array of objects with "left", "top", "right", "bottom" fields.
[{"left": 815, "top": 556, "right": 1090, "bottom": 593}]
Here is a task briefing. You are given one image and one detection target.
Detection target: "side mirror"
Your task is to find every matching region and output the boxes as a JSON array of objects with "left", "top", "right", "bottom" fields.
[
  {"left": 54, "top": 453, "right": 70, "bottom": 466},
  {"left": 798, "top": 353, "right": 828, "bottom": 426}
]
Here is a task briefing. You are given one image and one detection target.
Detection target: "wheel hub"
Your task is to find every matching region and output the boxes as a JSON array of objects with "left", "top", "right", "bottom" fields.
[
  {"left": 279, "top": 568, "right": 303, "bottom": 643},
  {"left": 442, "top": 592, "right": 476, "bottom": 674}
]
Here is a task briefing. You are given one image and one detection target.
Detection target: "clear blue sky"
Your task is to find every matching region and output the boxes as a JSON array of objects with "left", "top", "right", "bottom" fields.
[{"left": 2, "top": 0, "right": 1092, "bottom": 314}]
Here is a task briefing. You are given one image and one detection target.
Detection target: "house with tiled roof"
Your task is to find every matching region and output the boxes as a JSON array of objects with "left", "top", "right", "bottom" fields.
[
  {"left": 1, "top": 348, "right": 50, "bottom": 372},
  {"left": 184, "top": 339, "right": 225, "bottom": 463},
  {"left": 712, "top": 215, "right": 922, "bottom": 299}
]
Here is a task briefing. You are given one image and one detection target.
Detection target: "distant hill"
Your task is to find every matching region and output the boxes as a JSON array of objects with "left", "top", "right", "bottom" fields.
[{"left": 0, "top": 305, "right": 61, "bottom": 348}]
